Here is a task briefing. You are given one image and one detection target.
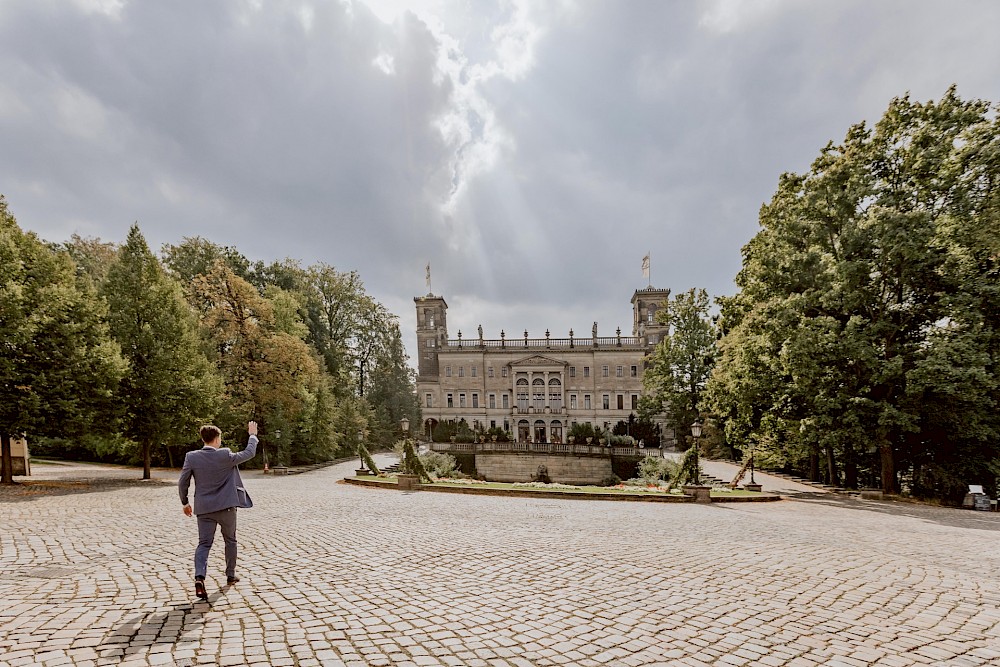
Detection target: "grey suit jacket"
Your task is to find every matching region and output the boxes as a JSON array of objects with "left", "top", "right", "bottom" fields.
[{"left": 178, "top": 435, "right": 258, "bottom": 515}]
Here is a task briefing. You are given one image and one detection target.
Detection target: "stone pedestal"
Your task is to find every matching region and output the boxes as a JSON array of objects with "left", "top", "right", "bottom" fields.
[
  {"left": 355, "top": 468, "right": 370, "bottom": 477},
  {"left": 397, "top": 473, "right": 421, "bottom": 490},
  {"left": 682, "top": 484, "right": 712, "bottom": 503},
  {"left": 743, "top": 483, "right": 763, "bottom": 493}
]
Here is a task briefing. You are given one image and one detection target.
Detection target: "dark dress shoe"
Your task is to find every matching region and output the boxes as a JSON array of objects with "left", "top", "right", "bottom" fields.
[
  {"left": 195, "top": 579, "right": 208, "bottom": 600},
  {"left": 226, "top": 576, "right": 240, "bottom": 585}
]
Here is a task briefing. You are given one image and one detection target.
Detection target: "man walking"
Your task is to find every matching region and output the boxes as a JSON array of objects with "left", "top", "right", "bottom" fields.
[{"left": 179, "top": 421, "right": 258, "bottom": 600}]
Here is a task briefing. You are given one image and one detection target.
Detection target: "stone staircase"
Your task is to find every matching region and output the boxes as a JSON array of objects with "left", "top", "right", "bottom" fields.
[{"left": 756, "top": 468, "right": 854, "bottom": 495}]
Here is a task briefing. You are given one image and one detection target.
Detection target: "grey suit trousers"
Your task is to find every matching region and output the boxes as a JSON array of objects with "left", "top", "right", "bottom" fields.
[{"left": 195, "top": 507, "right": 238, "bottom": 579}]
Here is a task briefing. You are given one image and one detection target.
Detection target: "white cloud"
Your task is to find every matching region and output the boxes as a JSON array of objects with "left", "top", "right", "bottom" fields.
[
  {"left": 698, "top": 0, "right": 785, "bottom": 34},
  {"left": 372, "top": 52, "right": 395, "bottom": 74}
]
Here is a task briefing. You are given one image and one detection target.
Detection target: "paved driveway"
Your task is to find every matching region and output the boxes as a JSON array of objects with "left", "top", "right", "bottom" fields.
[{"left": 2, "top": 457, "right": 999, "bottom": 667}]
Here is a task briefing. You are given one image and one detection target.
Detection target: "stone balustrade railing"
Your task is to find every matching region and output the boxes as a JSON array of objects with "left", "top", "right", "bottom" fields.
[{"left": 427, "top": 441, "right": 662, "bottom": 458}]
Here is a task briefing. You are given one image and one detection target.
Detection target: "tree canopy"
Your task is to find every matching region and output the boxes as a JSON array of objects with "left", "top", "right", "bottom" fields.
[
  {"left": 1, "top": 203, "right": 419, "bottom": 480},
  {"left": 707, "top": 87, "right": 1000, "bottom": 499}
]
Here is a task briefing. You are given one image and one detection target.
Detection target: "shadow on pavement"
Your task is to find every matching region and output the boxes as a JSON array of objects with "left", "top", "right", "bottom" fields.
[
  {"left": 0, "top": 478, "right": 174, "bottom": 503},
  {"left": 782, "top": 490, "right": 1000, "bottom": 531}
]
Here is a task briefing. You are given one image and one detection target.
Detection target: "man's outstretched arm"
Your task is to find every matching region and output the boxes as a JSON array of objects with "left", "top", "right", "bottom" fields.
[{"left": 231, "top": 421, "right": 259, "bottom": 465}]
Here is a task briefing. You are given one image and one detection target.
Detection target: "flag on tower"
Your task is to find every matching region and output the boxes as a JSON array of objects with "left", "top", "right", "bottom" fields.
[{"left": 641, "top": 253, "right": 650, "bottom": 279}]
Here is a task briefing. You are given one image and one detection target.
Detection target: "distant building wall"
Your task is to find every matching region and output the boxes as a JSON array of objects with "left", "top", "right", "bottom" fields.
[{"left": 476, "top": 453, "right": 613, "bottom": 485}]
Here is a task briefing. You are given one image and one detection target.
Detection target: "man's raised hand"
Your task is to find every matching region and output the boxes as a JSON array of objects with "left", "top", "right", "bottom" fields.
[{"left": 248, "top": 421, "right": 258, "bottom": 436}]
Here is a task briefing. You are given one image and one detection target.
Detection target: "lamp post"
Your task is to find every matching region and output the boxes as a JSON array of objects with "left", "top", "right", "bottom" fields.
[
  {"left": 274, "top": 429, "right": 281, "bottom": 468},
  {"left": 690, "top": 420, "right": 702, "bottom": 484},
  {"left": 682, "top": 419, "right": 710, "bottom": 503},
  {"left": 749, "top": 440, "right": 755, "bottom": 485}
]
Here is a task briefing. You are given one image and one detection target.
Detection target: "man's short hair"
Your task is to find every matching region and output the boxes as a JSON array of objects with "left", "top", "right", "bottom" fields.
[{"left": 200, "top": 425, "right": 222, "bottom": 444}]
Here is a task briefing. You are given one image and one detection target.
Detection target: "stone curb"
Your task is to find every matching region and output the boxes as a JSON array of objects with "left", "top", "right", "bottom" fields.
[{"left": 342, "top": 477, "right": 781, "bottom": 503}]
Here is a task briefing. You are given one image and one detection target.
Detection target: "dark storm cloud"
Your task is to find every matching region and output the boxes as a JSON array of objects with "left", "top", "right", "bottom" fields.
[
  {"left": 0, "top": 0, "right": 452, "bottom": 268},
  {"left": 1, "top": 0, "right": 999, "bottom": 358}
]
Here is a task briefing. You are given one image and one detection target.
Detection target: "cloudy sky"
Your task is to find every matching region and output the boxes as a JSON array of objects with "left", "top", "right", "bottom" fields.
[{"left": 2, "top": 0, "right": 999, "bottom": 360}]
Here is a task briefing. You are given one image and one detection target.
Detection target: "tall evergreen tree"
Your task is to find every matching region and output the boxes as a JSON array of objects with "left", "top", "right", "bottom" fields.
[
  {"left": 0, "top": 197, "right": 125, "bottom": 484},
  {"left": 102, "top": 225, "right": 223, "bottom": 479}
]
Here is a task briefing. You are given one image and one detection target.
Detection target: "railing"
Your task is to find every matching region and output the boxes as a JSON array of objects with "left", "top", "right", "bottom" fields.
[
  {"left": 445, "top": 336, "right": 643, "bottom": 349},
  {"left": 427, "top": 442, "right": 663, "bottom": 458},
  {"left": 511, "top": 406, "right": 565, "bottom": 415}
]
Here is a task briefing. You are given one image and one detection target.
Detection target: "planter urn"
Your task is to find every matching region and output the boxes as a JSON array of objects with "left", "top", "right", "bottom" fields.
[
  {"left": 682, "top": 484, "right": 712, "bottom": 504},
  {"left": 396, "top": 473, "right": 421, "bottom": 491}
]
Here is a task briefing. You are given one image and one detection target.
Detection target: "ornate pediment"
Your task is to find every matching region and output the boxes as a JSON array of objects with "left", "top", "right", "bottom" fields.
[{"left": 509, "top": 355, "right": 566, "bottom": 368}]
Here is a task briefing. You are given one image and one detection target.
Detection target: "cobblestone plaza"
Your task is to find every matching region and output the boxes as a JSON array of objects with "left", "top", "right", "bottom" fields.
[{"left": 2, "top": 458, "right": 999, "bottom": 667}]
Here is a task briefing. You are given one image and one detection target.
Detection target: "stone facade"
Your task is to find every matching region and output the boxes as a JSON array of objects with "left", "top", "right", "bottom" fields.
[
  {"left": 475, "top": 453, "right": 613, "bottom": 485},
  {"left": 414, "top": 287, "right": 671, "bottom": 444}
]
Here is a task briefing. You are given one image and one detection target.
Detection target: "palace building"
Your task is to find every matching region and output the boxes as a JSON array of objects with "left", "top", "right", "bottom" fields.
[{"left": 414, "top": 287, "right": 671, "bottom": 443}]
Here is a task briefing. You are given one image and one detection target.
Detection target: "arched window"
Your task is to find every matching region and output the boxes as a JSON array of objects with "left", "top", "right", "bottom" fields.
[
  {"left": 548, "top": 377, "right": 563, "bottom": 410},
  {"left": 516, "top": 378, "right": 529, "bottom": 411},
  {"left": 517, "top": 419, "right": 530, "bottom": 442},
  {"left": 550, "top": 420, "right": 563, "bottom": 444},
  {"left": 532, "top": 378, "right": 545, "bottom": 409},
  {"left": 534, "top": 419, "right": 547, "bottom": 443}
]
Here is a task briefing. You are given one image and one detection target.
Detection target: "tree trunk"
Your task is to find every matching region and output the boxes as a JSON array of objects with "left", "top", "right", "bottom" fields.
[
  {"left": 1, "top": 432, "right": 13, "bottom": 485},
  {"left": 826, "top": 445, "right": 837, "bottom": 487},
  {"left": 845, "top": 457, "right": 858, "bottom": 490},
  {"left": 879, "top": 439, "right": 896, "bottom": 493},
  {"left": 142, "top": 442, "right": 151, "bottom": 480},
  {"left": 809, "top": 447, "right": 820, "bottom": 482}
]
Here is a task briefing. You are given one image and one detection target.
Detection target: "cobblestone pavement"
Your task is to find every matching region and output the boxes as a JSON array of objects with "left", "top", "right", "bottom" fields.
[{"left": 2, "top": 457, "right": 1000, "bottom": 667}]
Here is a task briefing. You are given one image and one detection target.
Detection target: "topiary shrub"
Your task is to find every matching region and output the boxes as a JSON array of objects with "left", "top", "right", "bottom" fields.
[
  {"left": 673, "top": 446, "right": 701, "bottom": 486},
  {"left": 401, "top": 439, "right": 431, "bottom": 482},
  {"left": 420, "top": 451, "right": 458, "bottom": 478},
  {"left": 600, "top": 474, "right": 622, "bottom": 487},
  {"left": 358, "top": 440, "right": 381, "bottom": 475}
]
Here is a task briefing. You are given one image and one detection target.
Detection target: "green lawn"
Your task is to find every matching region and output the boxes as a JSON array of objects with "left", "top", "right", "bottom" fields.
[{"left": 352, "top": 475, "right": 764, "bottom": 497}]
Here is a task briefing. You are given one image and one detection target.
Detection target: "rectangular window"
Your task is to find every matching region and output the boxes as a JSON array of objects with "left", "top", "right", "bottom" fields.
[
  {"left": 570, "top": 394, "right": 578, "bottom": 409},
  {"left": 569, "top": 367, "right": 576, "bottom": 378},
  {"left": 584, "top": 395, "right": 592, "bottom": 409},
  {"left": 631, "top": 394, "right": 638, "bottom": 410},
  {"left": 471, "top": 366, "right": 477, "bottom": 377},
  {"left": 502, "top": 367, "right": 509, "bottom": 378},
  {"left": 602, "top": 365, "right": 609, "bottom": 378},
  {"left": 472, "top": 393, "right": 479, "bottom": 408},
  {"left": 425, "top": 393, "right": 432, "bottom": 408},
  {"left": 460, "top": 393, "right": 467, "bottom": 408},
  {"left": 502, "top": 393, "right": 510, "bottom": 409},
  {"left": 459, "top": 366, "right": 465, "bottom": 377},
  {"left": 603, "top": 394, "right": 610, "bottom": 410},
  {"left": 490, "top": 420, "right": 496, "bottom": 429},
  {"left": 488, "top": 366, "right": 495, "bottom": 378},
  {"left": 584, "top": 366, "right": 590, "bottom": 378},
  {"left": 445, "top": 366, "right": 452, "bottom": 377},
  {"left": 426, "top": 339, "right": 435, "bottom": 348},
  {"left": 617, "top": 394, "right": 624, "bottom": 410},
  {"left": 616, "top": 365, "right": 624, "bottom": 377},
  {"left": 503, "top": 419, "right": 509, "bottom": 432},
  {"left": 631, "top": 365, "right": 638, "bottom": 377},
  {"left": 489, "top": 394, "right": 496, "bottom": 409},
  {"left": 447, "top": 393, "right": 454, "bottom": 408}
]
